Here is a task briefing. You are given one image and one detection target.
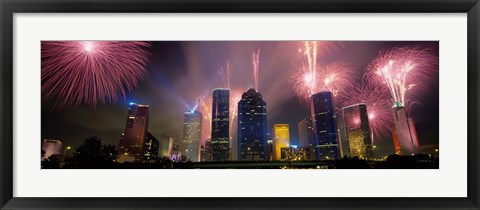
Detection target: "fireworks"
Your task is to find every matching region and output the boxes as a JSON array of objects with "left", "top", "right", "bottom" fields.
[
  {"left": 367, "top": 45, "right": 438, "bottom": 109},
  {"left": 291, "top": 41, "right": 353, "bottom": 103},
  {"left": 200, "top": 66, "right": 244, "bottom": 146},
  {"left": 291, "top": 61, "right": 356, "bottom": 103},
  {"left": 41, "top": 41, "right": 151, "bottom": 108},
  {"left": 252, "top": 49, "right": 260, "bottom": 91},
  {"left": 198, "top": 93, "right": 213, "bottom": 145},
  {"left": 339, "top": 82, "right": 393, "bottom": 142},
  {"left": 218, "top": 61, "right": 233, "bottom": 88},
  {"left": 229, "top": 88, "right": 243, "bottom": 136}
]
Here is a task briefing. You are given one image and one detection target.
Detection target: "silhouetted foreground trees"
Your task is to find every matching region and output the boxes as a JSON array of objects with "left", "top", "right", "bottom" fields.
[
  {"left": 42, "top": 137, "right": 438, "bottom": 169},
  {"left": 63, "top": 136, "right": 118, "bottom": 169}
]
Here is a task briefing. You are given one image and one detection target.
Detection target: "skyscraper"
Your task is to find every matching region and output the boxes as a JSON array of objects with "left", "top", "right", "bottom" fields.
[
  {"left": 237, "top": 88, "right": 267, "bottom": 161},
  {"left": 182, "top": 110, "right": 202, "bottom": 162},
  {"left": 272, "top": 124, "right": 290, "bottom": 160},
  {"left": 211, "top": 88, "right": 230, "bottom": 161},
  {"left": 342, "top": 103, "right": 374, "bottom": 159},
  {"left": 392, "top": 106, "right": 419, "bottom": 155},
  {"left": 118, "top": 103, "right": 149, "bottom": 163},
  {"left": 297, "top": 117, "right": 315, "bottom": 148},
  {"left": 310, "top": 91, "right": 340, "bottom": 160},
  {"left": 143, "top": 132, "right": 159, "bottom": 163}
]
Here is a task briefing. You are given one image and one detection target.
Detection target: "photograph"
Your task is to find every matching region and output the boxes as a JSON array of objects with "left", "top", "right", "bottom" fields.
[{"left": 40, "top": 41, "right": 439, "bottom": 169}]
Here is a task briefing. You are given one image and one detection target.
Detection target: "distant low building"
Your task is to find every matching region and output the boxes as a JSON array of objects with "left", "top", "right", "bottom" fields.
[
  {"left": 169, "top": 144, "right": 182, "bottom": 162},
  {"left": 280, "top": 146, "right": 308, "bottom": 161}
]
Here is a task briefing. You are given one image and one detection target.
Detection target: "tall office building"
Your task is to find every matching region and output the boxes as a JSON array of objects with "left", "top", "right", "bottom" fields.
[
  {"left": 272, "top": 124, "right": 290, "bottom": 160},
  {"left": 41, "top": 139, "right": 63, "bottom": 160},
  {"left": 143, "top": 132, "right": 159, "bottom": 163},
  {"left": 342, "top": 103, "right": 374, "bottom": 159},
  {"left": 297, "top": 117, "right": 316, "bottom": 148},
  {"left": 392, "top": 105, "right": 419, "bottom": 155},
  {"left": 310, "top": 91, "right": 340, "bottom": 160},
  {"left": 117, "top": 103, "right": 149, "bottom": 163},
  {"left": 237, "top": 88, "right": 268, "bottom": 161},
  {"left": 182, "top": 110, "right": 202, "bottom": 162},
  {"left": 211, "top": 88, "right": 230, "bottom": 161},
  {"left": 159, "top": 135, "right": 174, "bottom": 158}
]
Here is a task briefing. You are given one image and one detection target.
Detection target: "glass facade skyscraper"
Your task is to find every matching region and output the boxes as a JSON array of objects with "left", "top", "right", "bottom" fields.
[
  {"left": 211, "top": 88, "right": 230, "bottom": 161},
  {"left": 118, "top": 103, "right": 149, "bottom": 163},
  {"left": 182, "top": 110, "right": 202, "bottom": 162},
  {"left": 297, "top": 117, "right": 315, "bottom": 148},
  {"left": 342, "top": 103, "right": 374, "bottom": 159},
  {"left": 310, "top": 91, "right": 340, "bottom": 160},
  {"left": 272, "top": 124, "right": 290, "bottom": 160},
  {"left": 237, "top": 88, "right": 267, "bottom": 161},
  {"left": 392, "top": 106, "right": 419, "bottom": 155}
]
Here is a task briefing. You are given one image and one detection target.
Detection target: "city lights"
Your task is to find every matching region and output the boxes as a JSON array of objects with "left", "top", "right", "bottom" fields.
[{"left": 41, "top": 41, "right": 439, "bottom": 169}]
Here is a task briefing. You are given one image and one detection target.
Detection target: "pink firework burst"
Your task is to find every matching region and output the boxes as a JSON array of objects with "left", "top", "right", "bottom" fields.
[
  {"left": 339, "top": 82, "right": 393, "bottom": 143},
  {"left": 291, "top": 61, "right": 357, "bottom": 104},
  {"left": 41, "top": 41, "right": 151, "bottom": 108},
  {"left": 366, "top": 45, "right": 438, "bottom": 109}
]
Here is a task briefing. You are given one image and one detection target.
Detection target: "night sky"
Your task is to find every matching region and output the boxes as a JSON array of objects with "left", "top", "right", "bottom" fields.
[{"left": 41, "top": 41, "right": 439, "bottom": 158}]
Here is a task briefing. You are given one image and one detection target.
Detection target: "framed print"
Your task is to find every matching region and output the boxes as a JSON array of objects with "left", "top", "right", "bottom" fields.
[{"left": 1, "top": 0, "right": 479, "bottom": 209}]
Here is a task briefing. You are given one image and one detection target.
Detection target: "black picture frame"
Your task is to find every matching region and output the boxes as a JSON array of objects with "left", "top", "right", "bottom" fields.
[{"left": 1, "top": 0, "right": 479, "bottom": 209}]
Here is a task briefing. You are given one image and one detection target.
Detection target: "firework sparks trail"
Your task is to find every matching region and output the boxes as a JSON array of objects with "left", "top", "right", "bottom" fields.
[
  {"left": 198, "top": 93, "right": 212, "bottom": 145},
  {"left": 217, "top": 61, "right": 233, "bottom": 88},
  {"left": 229, "top": 88, "right": 243, "bottom": 138},
  {"left": 339, "top": 82, "right": 393, "bottom": 143},
  {"left": 41, "top": 41, "right": 151, "bottom": 108},
  {"left": 303, "top": 41, "right": 317, "bottom": 95},
  {"left": 291, "top": 41, "right": 352, "bottom": 104},
  {"left": 291, "top": 61, "right": 357, "bottom": 104},
  {"left": 367, "top": 45, "right": 438, "bottom": 109},
  {"left": 252, "top": 49, "right": 260, "bottom": 91}
]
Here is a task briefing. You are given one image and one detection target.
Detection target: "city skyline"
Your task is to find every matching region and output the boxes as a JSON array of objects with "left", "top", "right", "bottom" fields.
[{"left": 41, "top": 41, "right": 439, "bottom": 164}]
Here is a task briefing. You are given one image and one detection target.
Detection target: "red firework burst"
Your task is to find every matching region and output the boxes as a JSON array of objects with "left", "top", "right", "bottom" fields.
[{"left": 41, "top": 41, "right": 151, "bottom": 108}]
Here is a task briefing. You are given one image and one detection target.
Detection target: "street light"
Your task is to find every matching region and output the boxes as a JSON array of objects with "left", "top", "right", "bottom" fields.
[{"left": 63, "top": 146, "right": 71, "bottom": 162}]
